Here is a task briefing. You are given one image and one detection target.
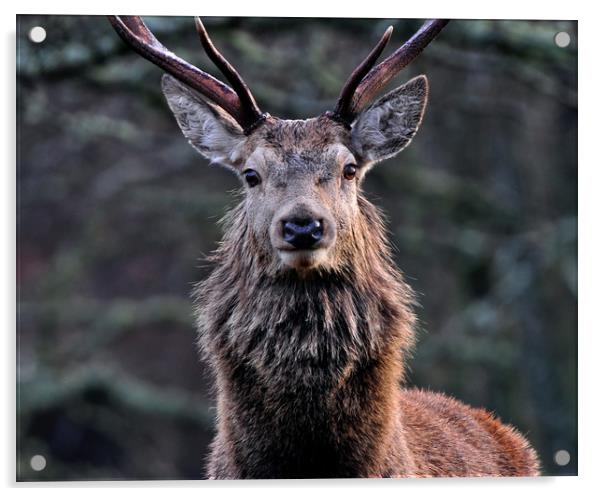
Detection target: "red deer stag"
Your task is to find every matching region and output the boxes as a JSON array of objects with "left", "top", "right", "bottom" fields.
[{"left": 109, "top": 16, "right": 540, "bottom": 479}]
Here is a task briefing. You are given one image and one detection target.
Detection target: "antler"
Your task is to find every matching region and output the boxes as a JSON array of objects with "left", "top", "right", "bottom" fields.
[
  {"left": 108, "top": 16, "right": 266, "bottom": 133},
  {"left": 333, "top": 19, "right": 449, "bottom": 124},
  {"left": 332, "top": 26, "right": 394, "bottom": 124}
]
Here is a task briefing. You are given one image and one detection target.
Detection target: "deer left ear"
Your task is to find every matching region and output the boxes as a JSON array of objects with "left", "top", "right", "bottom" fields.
[{"left": 351, "top": 75, "right": 428, "bottom": 164}]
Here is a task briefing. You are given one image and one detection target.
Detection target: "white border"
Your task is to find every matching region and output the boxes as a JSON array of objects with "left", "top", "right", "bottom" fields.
[
  {"left": 3, "top": 1, "right": 598, "bottom": 495},
  {"left": 2, "top": 1, "right": 582, "bottom": 19}
]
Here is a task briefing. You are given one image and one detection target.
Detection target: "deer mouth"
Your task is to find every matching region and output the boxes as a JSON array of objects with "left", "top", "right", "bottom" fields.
[{"left": 277, "top": 247, "right": 330, "bottom": 270}]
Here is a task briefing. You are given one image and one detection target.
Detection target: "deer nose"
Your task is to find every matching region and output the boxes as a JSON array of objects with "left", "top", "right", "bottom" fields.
[{"left": 282, "top": 218, "right": 323, "bottom": 250}]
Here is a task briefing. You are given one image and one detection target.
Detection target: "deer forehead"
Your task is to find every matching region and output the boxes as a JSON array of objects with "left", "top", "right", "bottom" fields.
[
  {"left": 244, "top": 118, "right": 355, "bottom": 176},
  {"left": 245, "top": 143, "right": 354, "bottom": 179}
]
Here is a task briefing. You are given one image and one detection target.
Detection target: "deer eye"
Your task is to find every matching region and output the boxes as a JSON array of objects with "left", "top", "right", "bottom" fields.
[
  {"left": 343, "top": 164, "right": 357, "bottom": 180},
  {"left": 243, "top": 169, "right": 261, "bottom": 187}
]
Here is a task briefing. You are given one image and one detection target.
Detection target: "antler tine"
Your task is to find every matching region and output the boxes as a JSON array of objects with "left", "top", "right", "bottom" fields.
[
  {"left": 351, "top": 20, "right": 449, "bottom": 117},
  {"left": 333, "top": 19, "right": 449, "bottom": 124},
  {"left": 108, "top": 16, "right": 265, "bottom": 132},
  {"left": 332, "top": 26, "right": 394, "bottom": 124},
  {"left": 194, "top": 18, "right": 265, "bottom": 130}
]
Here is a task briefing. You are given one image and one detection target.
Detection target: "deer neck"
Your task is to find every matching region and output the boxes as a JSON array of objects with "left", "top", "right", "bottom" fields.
[{"left": 195, "top": 195, "right": 416, "bottom": 477}]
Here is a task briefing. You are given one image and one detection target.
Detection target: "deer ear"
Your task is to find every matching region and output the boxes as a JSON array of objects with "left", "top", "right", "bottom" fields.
[
  {"left": 351, "top": 75, "right": 428, "bottom": 164},
  {"left": 161, "top": 74, "right": 246, "bottom": 169}
]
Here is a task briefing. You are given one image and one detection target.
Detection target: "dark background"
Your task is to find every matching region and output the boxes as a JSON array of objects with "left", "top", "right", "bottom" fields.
[{"left": 16, "top": 16, "right": 577, "bottom": 480}]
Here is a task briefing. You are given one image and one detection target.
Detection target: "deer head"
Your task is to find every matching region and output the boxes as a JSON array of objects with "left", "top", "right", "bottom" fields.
[{"left": 109, "top": 17, "right": 448, "bottom": 274}]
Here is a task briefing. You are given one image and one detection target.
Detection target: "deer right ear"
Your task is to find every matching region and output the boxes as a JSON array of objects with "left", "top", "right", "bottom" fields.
[{"left": 161, "top": 74, "right": 246, "bottom": 169}]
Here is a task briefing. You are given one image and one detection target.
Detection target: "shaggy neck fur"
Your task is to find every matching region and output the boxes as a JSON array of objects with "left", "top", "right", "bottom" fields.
[{"left": 195, "top": 194, "right": 417, "bottom": 478}]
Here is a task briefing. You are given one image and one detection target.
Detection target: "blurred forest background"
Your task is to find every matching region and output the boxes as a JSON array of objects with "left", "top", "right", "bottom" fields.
[{"left": 16, "top": 16, "right": 577, "bottom": 480}]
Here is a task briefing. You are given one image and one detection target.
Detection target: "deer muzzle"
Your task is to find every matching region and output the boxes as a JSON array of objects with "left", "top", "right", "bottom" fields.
[{"left": 271, "top": 204, "right": 336, "bottom": 270}]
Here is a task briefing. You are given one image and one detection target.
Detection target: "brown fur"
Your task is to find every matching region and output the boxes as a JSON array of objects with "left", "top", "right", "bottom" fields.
[
  {"left": 160, "top": 74, "right": 540, "bottom": 479},
  {"left": 192, "top": 150, "right": 539, "bottom": 478}
]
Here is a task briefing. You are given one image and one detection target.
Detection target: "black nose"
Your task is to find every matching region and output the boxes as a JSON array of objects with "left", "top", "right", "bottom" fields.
[{"left": 282, "top": 218, "right": 323, "bottom": 250}]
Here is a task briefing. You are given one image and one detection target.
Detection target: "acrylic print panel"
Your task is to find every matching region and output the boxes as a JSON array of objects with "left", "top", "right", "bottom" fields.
[{"left": 16, "top": 15, "right": 577, "bottom": 480}]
